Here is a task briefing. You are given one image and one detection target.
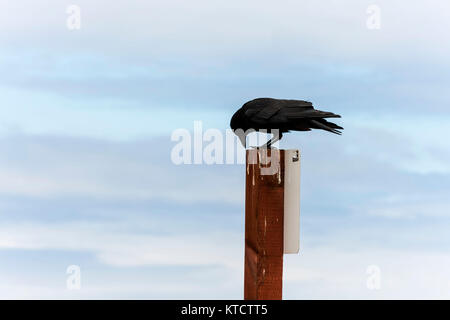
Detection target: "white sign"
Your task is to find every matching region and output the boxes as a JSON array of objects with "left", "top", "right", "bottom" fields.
[{"left": 283, "top": 149, "right": 301, "bottom": 254}]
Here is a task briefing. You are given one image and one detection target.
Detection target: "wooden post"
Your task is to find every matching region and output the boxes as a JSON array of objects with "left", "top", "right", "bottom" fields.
[{"left": 244, "top": 148, "right": 285, "bottom": 300}]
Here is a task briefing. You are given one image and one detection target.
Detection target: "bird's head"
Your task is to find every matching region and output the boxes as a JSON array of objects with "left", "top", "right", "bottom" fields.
[
  {"left": 230, "top": 109, "right": 248, "bottom": 147},
  {"left": 229, "top": 110, "right": 240, "bottom": 131}
]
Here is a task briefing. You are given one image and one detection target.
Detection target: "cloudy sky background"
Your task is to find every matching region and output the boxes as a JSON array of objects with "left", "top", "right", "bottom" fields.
[{"left": 1, "top": 0, "right": 450, "bottom": 298}]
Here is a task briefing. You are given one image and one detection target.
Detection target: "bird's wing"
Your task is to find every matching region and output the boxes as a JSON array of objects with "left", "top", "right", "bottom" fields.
[
  {"left": 281, "top": 107, "right": 341, "bottom": 119},
  {"left": 245, "top": 99, "right": 313, "bottom": 122}
]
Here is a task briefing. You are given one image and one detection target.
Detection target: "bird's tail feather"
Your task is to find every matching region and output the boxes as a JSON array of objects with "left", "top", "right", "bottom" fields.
[{"left": 309, "top": 119, "right": 343, "bottom": 135}]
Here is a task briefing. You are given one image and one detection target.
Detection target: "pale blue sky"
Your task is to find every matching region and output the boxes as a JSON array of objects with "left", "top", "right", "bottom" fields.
[{"left": 1, "top": 0, "right": 450, "bottom": 298}]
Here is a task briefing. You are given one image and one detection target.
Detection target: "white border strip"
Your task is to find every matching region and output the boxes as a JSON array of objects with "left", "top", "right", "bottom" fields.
[{"left": 283, "top": 149, "right": 301, "bottom": 254}]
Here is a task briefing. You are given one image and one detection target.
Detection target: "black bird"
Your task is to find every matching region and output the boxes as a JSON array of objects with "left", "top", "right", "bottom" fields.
[{"left": 230, "top": 98, "right": 343, "bottom": 148}]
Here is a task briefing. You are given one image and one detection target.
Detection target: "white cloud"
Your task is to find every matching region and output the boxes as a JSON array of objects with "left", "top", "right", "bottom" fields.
[
  {"left": 2, "top": 1, "right": 450, "bottom": 64},
  {"left": 343, "top": 115, "right": 450, "bottom": 174},
  {"left": 284, "top": 248, "right": 450, "bottom": 299},
  {"left": 0, "top": 221, "right": 242, "bottom": 269},
  {"left": 1, "top": 220, "right": 450, "bottom": 299},
  {"left": 0, "top": 134, "right": 244, "bottom": 204},
  {"left": 363, "top": 198, "right": 450, "bottom": 219}
]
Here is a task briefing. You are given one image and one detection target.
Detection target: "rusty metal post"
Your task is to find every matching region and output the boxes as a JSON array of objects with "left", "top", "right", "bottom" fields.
[{"left": 244, "top": 148, "right": 285, "bottom": 300}]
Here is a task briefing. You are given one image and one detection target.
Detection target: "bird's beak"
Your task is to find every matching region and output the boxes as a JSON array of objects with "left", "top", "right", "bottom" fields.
[
  {"left": 233, "top": 128, "right": 247, "bottom": 148},
  {"left": 238, "top": 132, "right": 246, "bottom": 149}
]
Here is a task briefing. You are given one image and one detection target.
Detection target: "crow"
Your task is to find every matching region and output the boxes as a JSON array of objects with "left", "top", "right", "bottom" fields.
[{"left": 230, "top": 98, "right": 343, "bottom": 148}]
